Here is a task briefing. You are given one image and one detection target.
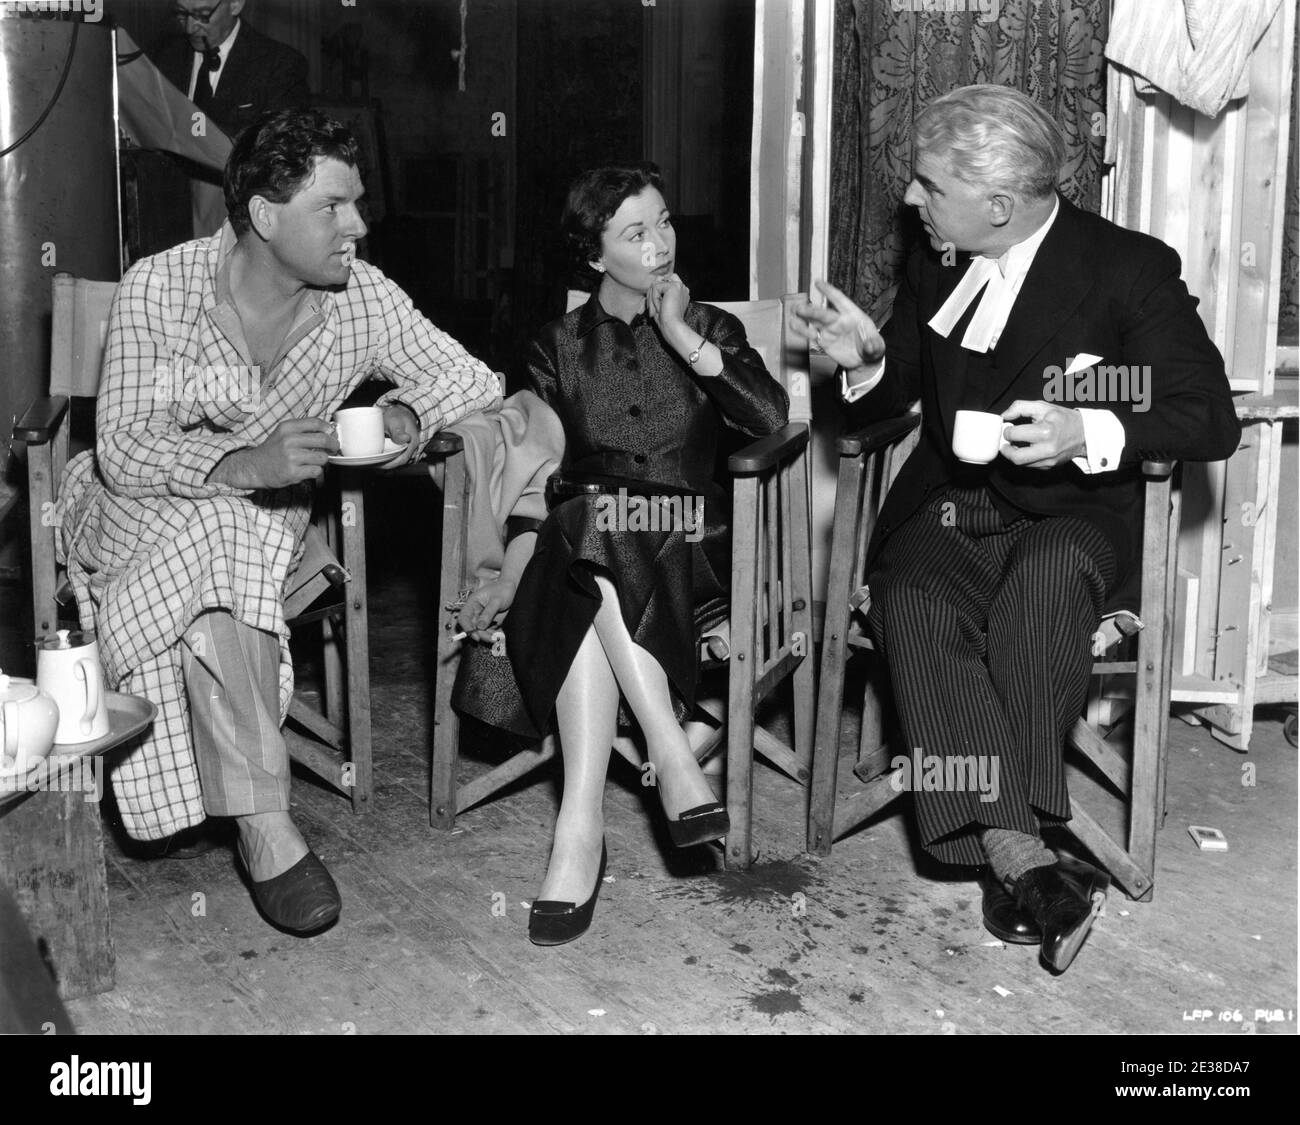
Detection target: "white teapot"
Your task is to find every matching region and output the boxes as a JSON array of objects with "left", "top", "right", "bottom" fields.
[{"left": 0, "top": 670, "right": 60, "bottom": 779}]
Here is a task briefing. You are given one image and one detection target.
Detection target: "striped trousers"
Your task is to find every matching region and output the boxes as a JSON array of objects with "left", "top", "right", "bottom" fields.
[
  {"left": 866, "top": 485, "right": 1115, "bottom": 866},
  {"left": 180, "top": 611, "right": 290, "bottom": 817}
]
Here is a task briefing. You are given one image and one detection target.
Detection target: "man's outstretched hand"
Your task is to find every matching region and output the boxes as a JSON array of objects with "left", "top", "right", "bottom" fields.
[
  {"left": 209, "top": 418, "right": 339, "bottom": 489},
  {"left": 791, "top": 279, "right": 886, "bottom": 374},
  {"left": 1000, "top": 400, "right": 1087, "bottom": 469}
]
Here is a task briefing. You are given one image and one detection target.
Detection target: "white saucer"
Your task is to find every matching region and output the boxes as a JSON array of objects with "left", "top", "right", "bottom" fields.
[{"left": 327, "top": 438, "right": 405, "bottom": 468}]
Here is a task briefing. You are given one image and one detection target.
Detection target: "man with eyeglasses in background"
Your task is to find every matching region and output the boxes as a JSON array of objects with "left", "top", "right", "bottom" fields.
[{"left": 150, "top": 0, "right": 310, "bottom": 237}]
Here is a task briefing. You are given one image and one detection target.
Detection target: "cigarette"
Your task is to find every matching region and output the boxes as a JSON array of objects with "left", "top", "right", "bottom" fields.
[{"left": 450, "top": 631, "right": 468, "bottom": 642}]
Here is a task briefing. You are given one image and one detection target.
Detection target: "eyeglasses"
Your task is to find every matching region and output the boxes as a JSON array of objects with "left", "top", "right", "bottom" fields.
[{"left": 171, "top": 1, "right": 226, "bottom": 26}]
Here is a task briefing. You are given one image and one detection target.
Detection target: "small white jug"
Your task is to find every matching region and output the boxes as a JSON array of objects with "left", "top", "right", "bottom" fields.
[{"left": 36, "top": 629, "right": 110, "bottom": 745}]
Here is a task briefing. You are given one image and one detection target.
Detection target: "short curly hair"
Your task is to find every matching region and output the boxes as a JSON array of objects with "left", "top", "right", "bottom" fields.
[
  {"left": 915, "top": 85, "right": 1065, "bottom": 201},
  {"left": 224, "top": 108, "right": 361, "bottom": 237},
  {"left": 562, "top": 162, "right": 665, "bottom": 285}
]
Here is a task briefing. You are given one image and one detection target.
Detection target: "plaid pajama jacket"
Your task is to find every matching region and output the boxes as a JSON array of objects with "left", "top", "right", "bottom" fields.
[{"left": 59, "top": 224, "right": 501, "bottom": 839}]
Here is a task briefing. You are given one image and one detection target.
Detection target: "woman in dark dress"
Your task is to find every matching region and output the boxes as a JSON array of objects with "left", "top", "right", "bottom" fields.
[{"left": 457, "top": 164, "right": 788, "bottom": 944}]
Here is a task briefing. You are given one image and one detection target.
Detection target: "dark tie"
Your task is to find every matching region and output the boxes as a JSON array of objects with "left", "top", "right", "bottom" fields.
[{"left": 193, "top": 46, "right": 220, "bottom": 109}]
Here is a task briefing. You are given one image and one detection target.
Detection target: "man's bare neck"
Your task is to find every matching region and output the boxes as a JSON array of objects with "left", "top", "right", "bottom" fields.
[{"left": 229, "top": 240, "right": 308, "bottom": 322}]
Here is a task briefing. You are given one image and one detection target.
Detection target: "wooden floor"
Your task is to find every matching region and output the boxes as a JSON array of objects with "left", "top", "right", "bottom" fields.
[{"left": 3, "top": 483, "right": 1296, "bottom": 1035}]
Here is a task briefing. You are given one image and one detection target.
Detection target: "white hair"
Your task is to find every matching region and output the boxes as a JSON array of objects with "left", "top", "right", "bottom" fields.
[{"left": 915, "top": 84, "right": 1066, "bottom": 200}]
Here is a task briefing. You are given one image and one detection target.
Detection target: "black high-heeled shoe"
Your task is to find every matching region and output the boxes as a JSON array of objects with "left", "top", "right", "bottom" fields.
[
  {"left": 528, "top": 841, "right": 607, "bottom": 947},
  {"left": 666, "top": 802, "right": 730, "bottom": 848}
]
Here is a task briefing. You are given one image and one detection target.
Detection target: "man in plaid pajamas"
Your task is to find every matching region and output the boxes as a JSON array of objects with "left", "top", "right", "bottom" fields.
[{"left": 59, "top": 109, "right": 501, "bottom": 934}]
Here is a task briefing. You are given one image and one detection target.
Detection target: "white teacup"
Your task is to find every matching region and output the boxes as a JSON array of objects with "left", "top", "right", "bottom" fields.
[
  {"left": 334, "top": 406, "right": 385, "bottom": 457},
  {"left": 952, "top": 409, "right": 1011, "bottom": 464}
]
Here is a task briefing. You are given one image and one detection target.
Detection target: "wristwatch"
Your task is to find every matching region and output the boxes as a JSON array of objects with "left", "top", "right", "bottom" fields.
[{"left": 686, "top": 337, "right": 704, "bottom": 366}]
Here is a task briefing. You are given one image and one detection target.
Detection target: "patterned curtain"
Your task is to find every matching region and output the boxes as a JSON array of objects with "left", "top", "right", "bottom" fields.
[
  {"left": 829, "top": 0, "right": 1109, "bottom": 321},
  {"left": 1279, "top": 21, "right": 1298, "bottom": 345}
]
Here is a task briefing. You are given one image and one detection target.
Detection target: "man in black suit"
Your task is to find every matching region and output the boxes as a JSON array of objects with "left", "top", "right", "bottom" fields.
[
  {"left": 151, "top": 0, "right": 311, "bottom": 235},
  {"left": 795, "top": 85, "right": 1239, "bottom": 973}
]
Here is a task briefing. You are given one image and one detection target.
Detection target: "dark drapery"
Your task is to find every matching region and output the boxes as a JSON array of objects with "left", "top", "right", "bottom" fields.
[
  {"left": 829, "top": 0, "right": 1109, "bottom": 321},
  {"left": 511, "top": 0, "right": 644, "bottom": 390},
  {"left": 1280, "top": 20, "right": 1298, "bottom": 345}
]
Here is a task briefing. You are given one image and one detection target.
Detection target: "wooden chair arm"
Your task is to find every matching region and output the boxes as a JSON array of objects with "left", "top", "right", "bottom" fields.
[
  {"left": 13, "top": 396, "right": 70, "bottom": 445},
  {"left": 837, "top": 412, "right": 921, "bottom": 457},
  {"left": 380, "top": 431, "right": 464, "bottom": 481},
  {"left": 727, "top": 422, "right": 808, "bottom": 475},
  {"left": 1141, "top": 460, "right": 1175, "bottom": 479},
  {"left": 423, "top": 431, "right": 465, "bottom": 457}
]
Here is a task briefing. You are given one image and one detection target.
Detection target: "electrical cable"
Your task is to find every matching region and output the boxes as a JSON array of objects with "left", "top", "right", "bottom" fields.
[{"left": 0, "top": 21, "right": 81, "bottom": 160}]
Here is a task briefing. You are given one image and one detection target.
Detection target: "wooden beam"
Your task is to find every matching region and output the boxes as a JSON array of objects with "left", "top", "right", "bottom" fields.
[
  {"left": 831, "top": 770, "right": 903, "bottom": 843},
  {"left": 285, "top": 729, "right": 347, "bottom": 795},
  {"left": 1067, "top": 796, "right": 1153, "bottom": 902},
  {"left": 1066, "top": 717, "right": 1131, "bottom": 794},
  {"left": 805, "top": 0, "right": 834, "bottom": 287},
  {"left": 456, "top": 739, "right": 557, "bottom": 815},
  {"left": 750, "top": 0, "right": 805, "bottom": 298}
]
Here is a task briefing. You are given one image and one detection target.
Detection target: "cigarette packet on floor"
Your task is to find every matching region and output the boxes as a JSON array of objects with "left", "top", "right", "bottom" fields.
[{"left": 1187, "top": 825, "right": 1228, "bottom": 851}]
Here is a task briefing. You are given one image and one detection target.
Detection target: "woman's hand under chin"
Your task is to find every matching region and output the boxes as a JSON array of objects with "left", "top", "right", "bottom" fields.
[{"left": 648, "top": 272, "right": 690, "bottom": 332}]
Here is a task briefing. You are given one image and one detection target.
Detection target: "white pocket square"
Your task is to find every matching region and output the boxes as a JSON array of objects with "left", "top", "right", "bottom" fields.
[{"left": 1065, "top": 352, "right": 1103, "bottom": 375}]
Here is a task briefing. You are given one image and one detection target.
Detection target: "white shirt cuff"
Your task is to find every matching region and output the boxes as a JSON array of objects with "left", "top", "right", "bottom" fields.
[
  {"left": 841, "top": 357, "right": 886, "bottom": 403},
  {"left": 1072, "top": 408, "right": 1126, "bottom": 474}
]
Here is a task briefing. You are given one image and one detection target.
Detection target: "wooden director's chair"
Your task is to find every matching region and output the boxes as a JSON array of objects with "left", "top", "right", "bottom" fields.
[
  {"left": 808, "top": 409, "right": 1182, "bottom": 901},
  {"left": 426, "top": 295, "right": 816, "bottom": 869},
  {"left": 15, "top": 274, "right": 374, "bottom": 814}
]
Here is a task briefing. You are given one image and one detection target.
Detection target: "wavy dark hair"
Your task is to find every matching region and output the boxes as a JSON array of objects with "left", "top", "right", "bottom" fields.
[
  {"left": 562, "top": 162, "right": 665, "bottom": 287},
  {"left": 224, "top": 109, "right": 361, "bottom": 237}
]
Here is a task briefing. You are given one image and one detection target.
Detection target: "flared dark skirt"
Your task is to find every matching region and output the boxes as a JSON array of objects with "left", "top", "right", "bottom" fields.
[{"left": 454, "top": 489, "right": 729, "bottom": 739}]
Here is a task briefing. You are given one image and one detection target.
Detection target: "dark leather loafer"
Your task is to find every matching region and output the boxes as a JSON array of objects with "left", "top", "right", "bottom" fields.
[
  {"left": 1012, "top": 856, "right": 1105, "bottom": 973},
  {"left": 978, "top": 867, "right": 1041, "bottom": 945},
  {"left": 246, "top": 850, "right": 341, "bottom": 936}
]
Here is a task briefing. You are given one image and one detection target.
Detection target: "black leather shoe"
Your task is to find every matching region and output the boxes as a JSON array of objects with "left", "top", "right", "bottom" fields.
[
  {"left": 978, "top": 867, "right": 1041, "bottom": 945},
  {"left": 666, "top": 802, "right": 729, "bottom": 848},
  {"left": 1012, "top": 857, "right": 1105, "bottom": 973},
  {"left": 529, "top": 842, "right": 606, "bottom": 947},
  {"left": 245, "top": 849, "right": 341, "bottom": 935}
]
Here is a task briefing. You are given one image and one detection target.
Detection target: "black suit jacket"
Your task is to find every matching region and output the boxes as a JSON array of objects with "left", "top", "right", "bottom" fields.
[
  {"left": 853, "top": 196, "right": 1240, "bottom": 612},
  {"left": 151, "top": 21, "right": 311, "bottom": 140}
]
